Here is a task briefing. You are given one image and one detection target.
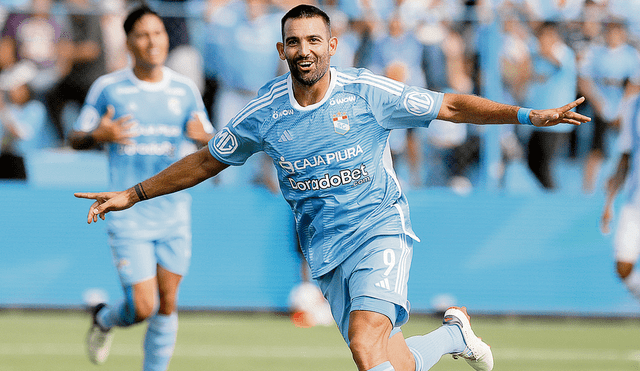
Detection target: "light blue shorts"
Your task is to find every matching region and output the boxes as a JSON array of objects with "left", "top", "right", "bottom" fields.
[
  {"left": 108, "top": 224, "right": 192, "bottom": 286},
  {"left": 316, "top": 234, "right": 413, "bottom": 344}
]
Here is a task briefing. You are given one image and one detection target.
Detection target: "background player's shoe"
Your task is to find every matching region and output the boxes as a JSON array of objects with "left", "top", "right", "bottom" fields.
[
  {"left": 86, "top": 303, "right": 113, "bottom": 364},
  {"left": 443, "top": 306, "right": 494, "bottom": 371}
]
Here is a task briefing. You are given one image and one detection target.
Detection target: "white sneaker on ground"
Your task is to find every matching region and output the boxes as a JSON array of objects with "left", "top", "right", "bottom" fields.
[
  {"left": 86, "top": 303, "right": 113, "bottom": 365},
  {"left": 443, "top": 306, "right": 494, "bottom": 371}
]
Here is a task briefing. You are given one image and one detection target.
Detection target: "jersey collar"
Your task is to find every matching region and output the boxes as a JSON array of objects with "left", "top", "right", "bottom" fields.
[
  {"left": 126, "top": 67, "right": 171, "bottom": 92},
  {"left": 287, "top": 67, "right": 337, "bottom": 111}
]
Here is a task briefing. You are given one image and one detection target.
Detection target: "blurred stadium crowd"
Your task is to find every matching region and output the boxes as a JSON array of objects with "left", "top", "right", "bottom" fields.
[{"left": 1, "top": 0, "right": 639, "bottom": 194}]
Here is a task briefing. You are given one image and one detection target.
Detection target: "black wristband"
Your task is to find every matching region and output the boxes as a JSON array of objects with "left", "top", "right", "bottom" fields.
[{"left": 134, "top": 183, "right": 148, "bottom": 201}]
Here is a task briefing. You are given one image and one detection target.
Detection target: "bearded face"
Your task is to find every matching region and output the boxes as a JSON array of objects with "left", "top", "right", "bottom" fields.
[{"left": 278, "top": 16, "right": 336, "bottom": 87}]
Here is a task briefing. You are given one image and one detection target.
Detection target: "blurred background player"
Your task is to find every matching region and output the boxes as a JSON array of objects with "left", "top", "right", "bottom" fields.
[
  {"left": 68, "top": 5, "right": 213, "bottom": 370},
  {"left": 601, "top": 86, "right": 640, "bottom": 305}
]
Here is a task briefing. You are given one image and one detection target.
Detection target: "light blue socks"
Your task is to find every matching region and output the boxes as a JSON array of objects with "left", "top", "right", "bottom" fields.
[
  {"left": 143, "top": 312, "right": 179, "bottom": 371},
  {"left": 405, "top": 324, "right": 466, "bottom": 371}
]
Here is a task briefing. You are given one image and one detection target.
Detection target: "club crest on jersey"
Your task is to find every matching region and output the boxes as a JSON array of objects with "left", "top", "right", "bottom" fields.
[
  {"left": 168, "top": 97, "right": 182, "bottom": 116},
  {"left": 332, "top": 112, "right": 350, "bottom": 135}
]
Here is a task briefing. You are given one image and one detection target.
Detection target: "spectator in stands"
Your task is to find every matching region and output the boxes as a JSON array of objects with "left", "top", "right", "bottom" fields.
[
  {"left": 523, "top": 21, "right": 578, "bottom": 190},
  {"left": 0, "top": 0, "right": 72, "bottom": 125},
  {"left": 202, "top": 0, "right": 282, "bottom": 188},
  {"left": 367, "top": 11, "right": 426, "bottom": 188},
  {"left": 162, "top": 0, "right": 205, "bottom": 94},
  {"left": 499, "top": 11, "right": 532, "bottom": 107},
  {"left": 416, "top": 15, "right": 477, "bottom": 191},
  {"left": 323, "top": 7, "right": 358, "bottom": 69},
  {"left": 578, "top": 18, "right": 640, "bottom": 193},
  {"left": 0, "top": 61, "right": 48, "bottom": 180},
  {"left": 99, "top": 0, "right": 129, "bottom": 73},
  {"left": 521, "top": 0, "right": 585, "bottom": 24},
  {"left": 45, "top": 0, "right": 107, "bottom": 144}
]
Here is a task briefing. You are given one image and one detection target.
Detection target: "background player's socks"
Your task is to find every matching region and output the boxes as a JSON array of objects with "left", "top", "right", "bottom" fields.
[
  {"left": 143, "top": 313, "right": 178, "bottom": 371},
  {"left": 97, "top": 300, "right": 136, "bottom": 329},
  {"left": 366, "top": 361, "right": 395, "bottom": 371},
  {"left": 623, "top": 270, "right": 640, "bottom": 300},
  {"left": 406, "top": 325, "right": 465, "bottom": 371}
]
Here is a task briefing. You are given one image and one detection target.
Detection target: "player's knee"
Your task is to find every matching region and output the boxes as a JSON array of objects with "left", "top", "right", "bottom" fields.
[
  {"left": 617, "top": 261, "right": 634, "bottom": 279},
  {"left": 134, "top": 296, "right": 157, "bottom": 321},
  {"left": 348, "top": 330, "right": 386, "bottom": 365}
]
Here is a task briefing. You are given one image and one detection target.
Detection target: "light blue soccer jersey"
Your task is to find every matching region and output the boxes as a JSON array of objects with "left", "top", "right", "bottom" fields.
[
  {"left": 209, "top": 67, "right": 444, "bottom": 278},
  {"left": 617, "top": 94, "right": 640, "bottom": 207},
  {"left": 75, "top": 67, "right": 213, "bottom": 236}
]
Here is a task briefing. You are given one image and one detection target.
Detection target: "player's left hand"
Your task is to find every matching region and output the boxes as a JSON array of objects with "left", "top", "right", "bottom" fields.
[
  {"left": 531, "top": 97, "right": 591, "bottom": 127},
  {"left": 186, "top": 112, "right": 214, "bottom": 145}
]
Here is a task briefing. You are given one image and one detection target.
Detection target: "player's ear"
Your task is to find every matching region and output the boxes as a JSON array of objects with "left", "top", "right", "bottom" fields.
[
  {"left": 329, "top": 37, "right": 338, "bottom": 57},
  {"left": 276, "top": 42, "right": 285, "bottom": 60}
]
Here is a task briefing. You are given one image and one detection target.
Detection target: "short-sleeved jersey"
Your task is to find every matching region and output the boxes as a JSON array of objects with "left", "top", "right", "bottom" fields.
[
  {"left": 75, "top": 67, "right": 213, "bottom": 236},
  {"left": 617, "top": 94, "right": 640, "bottom": 207},
  {"left": 209, "top": 67, "right": 444, "bottom": 278}
]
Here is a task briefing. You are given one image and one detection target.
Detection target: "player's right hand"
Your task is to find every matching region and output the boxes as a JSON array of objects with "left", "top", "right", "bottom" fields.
[
  {"left": 74, "top": 190, "right": 135, "bottom": 224},
  {"left": 92, "top": 105, "right": 136, "bottom": 145}
]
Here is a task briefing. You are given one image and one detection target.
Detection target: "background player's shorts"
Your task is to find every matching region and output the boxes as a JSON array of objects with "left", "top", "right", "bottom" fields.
[
  {"left": 614, "top": 204, "right": 640, "bottom": 263},
  {"left": 108, "top": 224, "right": 192, "bottom": 285},
  {"left": 316, "top": 234, "right": 413, "bottom": 344}
]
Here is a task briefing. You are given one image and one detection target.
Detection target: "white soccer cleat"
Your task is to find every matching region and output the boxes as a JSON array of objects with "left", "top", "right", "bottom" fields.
[
  {"left": 443, "top": 306, "right": 494, "bottom": 371},
  {"left": 86, "top": 303, "right": 114, "bottom": 365}
]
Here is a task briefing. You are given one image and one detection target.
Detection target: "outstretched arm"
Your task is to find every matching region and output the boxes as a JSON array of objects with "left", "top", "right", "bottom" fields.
[
  {"left": 75, "top": 147, "right": 229, "bottom": 223},
  {"left": 601, "top": 153, "right": 631, "bottom": 234},
  {"left": 437, "top": 94, "right": 591, "bottom": 127}
]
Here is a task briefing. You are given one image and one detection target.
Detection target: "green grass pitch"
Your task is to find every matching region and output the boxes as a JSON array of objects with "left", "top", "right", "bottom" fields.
[{"left": 0, "top": 310, "right": 638, "bottom": 371}]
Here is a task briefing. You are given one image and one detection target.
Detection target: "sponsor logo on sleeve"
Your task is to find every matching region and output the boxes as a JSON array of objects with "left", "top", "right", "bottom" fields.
[
  {"left": 403, "top": 91, "right": 434, "bottom": 116},
  {"left": 213, "top": 127, "right": 238, "bottom": 155}
]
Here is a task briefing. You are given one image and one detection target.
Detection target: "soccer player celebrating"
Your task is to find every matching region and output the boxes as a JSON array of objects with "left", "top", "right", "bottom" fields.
[
  {"left": 76, "top": 5, "right": 589, "bottom": 371},
  {"left": 69, "top": 6, "right": 213, "bottom": 370},
  {"left": 601, "top": 90, "right": 640, "bottom": 305}
]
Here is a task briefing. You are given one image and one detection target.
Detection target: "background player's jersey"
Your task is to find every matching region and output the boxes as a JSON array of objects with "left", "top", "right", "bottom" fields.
[
  {"left": 209, "top": 67, "right": 443, "bottom": 278},
  {"left": 617, "top": 94, "right": 640, "bottom": 207},
  {"left": 75, "top": 67, "right": 213, "bottom": 236}
]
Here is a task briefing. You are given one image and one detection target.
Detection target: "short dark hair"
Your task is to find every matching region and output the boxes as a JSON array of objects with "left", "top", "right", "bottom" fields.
[
  {"left": 123, "top": 5, "right": 161, "bottom": 36},
  {"left": 280, "top": 4, "right": 331, "bottom": 40}
]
